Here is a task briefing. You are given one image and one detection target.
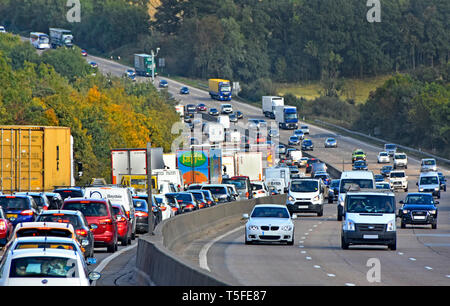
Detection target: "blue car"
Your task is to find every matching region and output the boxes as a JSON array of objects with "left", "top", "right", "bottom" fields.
[
  {"left": 159, "top": 79, "right": 168, "bottom": 88},
  {"left": 288, "top": 136, "right": 300, "bottom": 146},
  {"left": 374, "top": 174, "right": 385, "bottom": 182},
  {"left": 301, "top": 139, "right": 314, "bottom": 151},
  {"left": 293, "top": 129, "right": 305, "bottom": 140},
  {"left": 328, "top": 179, "right": 340, "bottom": 203},
  {"left": 180, "top": 86, "right": 190, "bottom": 94},
  {"left": 0, "top": 195, "right": 40, "bottom": 226},
  {"left": 398, "top": 193, "right": 438, "bottom": 229},
  {"left": 353, "top": 160, "right": 368, "bottom": 171}
]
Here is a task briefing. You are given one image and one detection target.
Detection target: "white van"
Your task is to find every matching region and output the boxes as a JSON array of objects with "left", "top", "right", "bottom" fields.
[
  {"left": 341, "top": 190, "right": 397, "bottom": 250},
  {"left": 218, "top": 115, "right": 230, "bottom": 130},
  {"left": 393, "top": 152, "right": 408, "bottom": 169},
  {"left": 417, "top": 172, "right": 441, "bottom": 198},
  {"left": 84, "top": 186, "right": 136, "bottom": 238},
  {"left": 337, "top": 171, "right": 375, "bottom": 221},
  {"left": 286, "top": 179, "right": 325, "bottom": 217}
]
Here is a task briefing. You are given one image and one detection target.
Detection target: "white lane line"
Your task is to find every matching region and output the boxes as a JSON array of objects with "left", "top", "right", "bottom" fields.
[
  {"left": 397, "top": 252, "right": 404, "bottom": 255},
  {"left": 425, "top": 266, "right": 433, "bottom": 271},
  {"left": 345, "top": 283, "right": 356, "bottom": 286},
  {"left": 92, "top": 243, "right": 138, "bottom": 286},
  {"left": 199, "top": 225, "right": 245, "bottom": 272},
  {"left": 306, "top": 256, "right": 312, "bottom": 260},
  {"left": 409, "top": 257, "right": 417, "bottom": 261},
  {"left": 327, "top": 273, "right": 336, "bottom": 277},
  {"left": 313, "top": 225, "right": 318, "bottom": 228},
  {"left": 446, "top": 275, "right": 450, "bottom": 278},
  {"left": 313, "top": 265, "right": 321, "bottom": 269},
  {"left": 301, "top": 251, "right": 307, "bottom": 254}
]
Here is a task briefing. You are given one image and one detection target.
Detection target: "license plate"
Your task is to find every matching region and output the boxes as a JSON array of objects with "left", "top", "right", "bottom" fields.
[
  {"left": 363, "top": 235, "right": 379, "bottom": 239},
  {"left": 414, "top": 216, "right": 426, "bottom": 220},
  {"left": 7, "top": 214, "right": 17, "bottom": 219},
  {"left": 298, "top": 205, "right": 308, "bottom": 209}
]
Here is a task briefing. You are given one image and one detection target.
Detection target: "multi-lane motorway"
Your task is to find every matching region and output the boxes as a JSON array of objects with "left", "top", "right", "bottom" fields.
[{"left": 86, "top": 54, "right": 450, "bottom": 286}]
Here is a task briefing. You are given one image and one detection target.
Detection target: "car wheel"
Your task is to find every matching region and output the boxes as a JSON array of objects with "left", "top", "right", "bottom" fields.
[
  {"left": 432, "top": 222, "right": 437, "bottom": 229},
  {"left": 121, "top": 237, "right": 127, "bottom": 246},
  {"left": 401, "top": 221, "right": 406, "bottom": 229},
  {"left": 107, "top": 243, "right": 115, "bottom": 253},
  {"left": 341, "top": 236, "right": 349, "bottom": 250},
  {"left": 317, "top": 208, "right": 323, "bottom": 217}
]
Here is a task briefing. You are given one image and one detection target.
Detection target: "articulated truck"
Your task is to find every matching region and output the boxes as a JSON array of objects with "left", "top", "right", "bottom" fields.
[
  {"left": 0, "top": 126, "right": 74, "bottom": 192},
  {"left": 275, "top": 105, "right": 299, "bottom": 130},
  {"left": 49, "top": 28, "right": 73, "bottom": 48},
  {"left": 134, "top": 54, "right": 155, "bottom": 77},
  {"left": 209, "top": 79, "right": 232, "bottom": 101},
  {"left": 262, "top": 96, "right": 284, "bottom": 119}
]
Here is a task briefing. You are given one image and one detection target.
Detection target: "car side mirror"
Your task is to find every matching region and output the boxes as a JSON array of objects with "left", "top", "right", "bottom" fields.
[
  {"left": 399, "top": 200, "right": 404, "bottom": 204},
  {"left": 242, "top": 214, "right": 249, "bottom": 219},
  {"left": 435, "top": 201, "right": 439, "bottom": 205}
]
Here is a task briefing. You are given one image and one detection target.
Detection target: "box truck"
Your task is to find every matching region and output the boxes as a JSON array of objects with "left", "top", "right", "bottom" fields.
[
  {"left": 0, "top": 126, "right": 74, "bottom": 192},
  {"left": 134, "top": 54, "right": 155, "bottom": 77},
  {"left": 49, "top": 28, "right": 73, "bottom": 48},
  {"left": 176, "top": 149, "right": 222, "bottom": 185},
  {"left": 274, "top": 106, "right": 298, "bottom": 130},
  {"left": 209, "top": 79, "right": 232, "bottom": 101},
  {"left": 262, "top": 96, "right": 284, "bottom": 119},
  {"left": 235, "top": 152, "right": 263, "bottom": 181}
]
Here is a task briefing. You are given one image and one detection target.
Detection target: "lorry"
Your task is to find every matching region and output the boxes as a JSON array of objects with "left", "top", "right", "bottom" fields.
[
  {"left": 209, "top": 79, "right": 232, "bottom": 101},
  {"left": 111, "top": 148, "right": 165, "bottom": 186},
  {"left": 205, "top": 123, "right": 225, "bottom": 143},
  {"left": 235, "top": 152, "right": 263, "bottom": 181},
  {"left": 0, "top": 125, "right": 74, "bottom": 192},
  {"left": 134, "top": 54, "right": 155, "bottom": 77},
  {"left": 262, "top": 96, "right": 284, "bottom": 119},
  {"left": 49, "top": 28, "right": 73, "bottom": 48},
  {"left": 274, "top": 106, "right": 298, "bottom": 130},
  {"left": 175, "top": 104, "right": 184, "bottom": 118},
  {"left": 176, "top": 149, "right": 222, "bottom": 185},
  {"left": 265, "top": 166, "right": 291, "bottom": 193},
  {"left": 218, "top": 115, "right": 230, "bottom": 130}
]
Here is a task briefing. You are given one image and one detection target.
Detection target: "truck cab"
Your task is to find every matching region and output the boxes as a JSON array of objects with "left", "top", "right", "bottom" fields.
[
  {"left": 275, "top": 106, "right": 298, "bottom": 130},
  {"left": 341, "top": 190, "right": 397, "bottom": 250},
  {"left": 286, "top": 178, "right": 325, "bottom": 217}
]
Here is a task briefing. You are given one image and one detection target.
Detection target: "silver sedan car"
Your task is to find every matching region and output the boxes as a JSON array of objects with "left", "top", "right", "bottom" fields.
[{"left": 243, "top": 204, "right": 296, "bottom": 245}]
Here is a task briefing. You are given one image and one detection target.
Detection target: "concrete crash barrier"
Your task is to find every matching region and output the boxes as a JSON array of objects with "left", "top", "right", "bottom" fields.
[{"left": 135, "top": 194, "right": 286, "bottom": 286}]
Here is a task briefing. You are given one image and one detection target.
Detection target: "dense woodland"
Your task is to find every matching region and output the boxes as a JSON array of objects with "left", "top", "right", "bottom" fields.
[
  {"left": 0, "top": 0, "right": 449, "bottom": 157},
  {"left": 0, "top": 34, "right": 179, "bottom": 183}
]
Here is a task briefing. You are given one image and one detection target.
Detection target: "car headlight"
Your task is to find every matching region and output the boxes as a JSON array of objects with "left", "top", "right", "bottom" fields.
[
  {"left": 313, "top": 195, "right": 320, "bottom": 201},
  {"left": 429, "top": 210, "right": 436, "bottom": 215},
  {"left": 288, "top": 195, "right": 295, "bottom": 202},
  {"left": 434, "top": 187, "right": 439, "bottom": 191},
  {"left": 281, "top": 225, "right": 292, "bottom": 231},
  {"left": 387, "top": 220, "right": 396, "bottom": 232},
  {"left": 248, "top": 225, "right": 259, "bottom": 231},
  {"left": 343, "top": 219, "right": 355, "bottom": 231},
  {"left": 402, "top": 210, "right": 409, "bottom": 214},
  {"left": 420, "top": 188, "right": 424, "bottom": 192}
]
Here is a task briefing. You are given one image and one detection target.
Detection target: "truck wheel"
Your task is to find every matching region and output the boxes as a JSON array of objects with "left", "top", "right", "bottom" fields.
[
  {"left": 401, "top": 221, "right": 406, "bottom": 229},
  {"left": 388, "top": 241, "right": 397, "bottom": 251},
  {"left": 317, "top": 207, "right": 323, "bottom": 217},
  {"left": 432, "top": 222, "right": 437, "bottom": 229}
]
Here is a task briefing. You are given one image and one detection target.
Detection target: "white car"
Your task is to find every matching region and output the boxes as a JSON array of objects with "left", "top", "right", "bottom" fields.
[
  {"left": 393, "top": 152, "right": 408, "bottom": 169},
  {"left": 251, "top": 181, "right": 270, "bottom": 198},
  {"left": 421, "top": 158, "right": 437, "bottom": 172},
  {"left": 0, "top": 248, "right": 101, "bottom": 286},
  {"left": 221, "top": 104, "right": 233, "bottom": 114},
  {"left": 377, "top": 152, "right": 390, "bottom": 163},
  {"left": 390, "top": 170, "right": 408, "bottom": 192},
  {"left": 0, "top": 26, "right": 6, "bottom": 33},
  {"left": 299, "top": 125, "right": 310, "bottom": 134},
  {"left": 153, "top": 195, "right": 175, "bottom": 220},
  {"left": 243, "top": 204, "right": 296, "bottom": 245}
]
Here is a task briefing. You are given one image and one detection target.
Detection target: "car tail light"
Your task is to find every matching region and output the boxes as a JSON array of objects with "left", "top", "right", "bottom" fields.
[
  {"left": 99, "top": 218, "right": 112, "bottom": 225},
  {"left": 171, "top": 207, "right": 178, "bottom": 212},
  {"left": 116, "top": 216, "right": 127, "bottom": 222},
  {"left": 246, "top": 192, "right": 249, "bottom": 198},
  {"left": 160, "top": 206, "right": 167, "bottom": 211},
  {"left": 0, "top": 220, "right": 6, "bottom": 231},
  {"left": 42, "top": 206, "right": 48, "bottom": 211},
  {"left": 76, "top": 229, "right": 88, "bottom": 236},
  {"left": 20, "top": 210, "right": 34, "bottom": 216},
  {"left": 208, "top": 201, "right": 212, "bottom": 205},
  {"left": 186, "top": 204, "right": 194, "bottom": 209},
  {"left": 126, "top": 211, "right": 130, "bottom": 218},
  {"left": 135, "top": 211, "right": 148, "bottom": 218}
]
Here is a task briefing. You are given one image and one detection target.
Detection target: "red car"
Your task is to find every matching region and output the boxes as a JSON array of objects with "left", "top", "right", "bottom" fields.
[
  {"left": 81, "top": 49, "right": 88, "bottom": 57},
  {"left": 112, "top": 204, "right": 132, "bottom": 246},
  {"left": 61, "top": 198, "right": 119, "bottom": 253},
  {"left": 0, "top": 207, "right": 13, "bottom": 246},
  {"left": 196, "top": 104, "right": 207, "bottom": 112}
]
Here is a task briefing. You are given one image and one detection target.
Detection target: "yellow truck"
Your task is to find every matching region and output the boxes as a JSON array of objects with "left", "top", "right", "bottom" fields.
[
  {"left": 208, "top": 79, "right": 232, "bottom": 101},
  {"left": 0, "top": 125, "right": 74, "bottom": 192}
]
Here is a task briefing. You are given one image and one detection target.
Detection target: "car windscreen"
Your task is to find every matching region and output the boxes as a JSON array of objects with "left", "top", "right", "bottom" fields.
[
  {"left": 62, "top": 202, "right": 108, "bottom": 217},
  {"left": 16, "top": 228, "right": 73, "bottom": 238},
  {"left": 303, "top": 140, "right": 312, "bottom": 145},
  {"left": 385, "top": 144, "right": 396, "bottom": 149},
  {"left": 201, "top": 186, "right": 227, "bottom": 195},
  {"left": 340, "top": 179, "right": 374, "bottom": 193},
  {"left": 379, "top": 152, "right": 388, "bottom": 156},
  {"left": 390, "top": 172, "right": 405, "bottom": 178},
  {"left": 15, "top": 243, "right": 75, "bottom": 251},
  {"left": 330, "top": 180, "right": 340, "bottom": 188},
  {"left": 405, "top": 194, "right": 434, "bottom": 204},
  {"left": 36, "top": 214, "right": 81, "bottom": 229},
  {"left": 133, "top": 199, "right": 148, "bottom": 211},
  {"left": 354, "top": 161, "right": 366, "bottom": 166},
  {"left": 423, "top": 160, "right": 435, "bottom": 165},
  {"left": 190, "top": 192, "right": 204, "bottom": 201},
  {"left": 10, "top": 256, "right": 78, "bottom": 278},
  {"left": 420, "top": 176, "right": 439, "bottom": 185},
  {"left": 251, "top": 207, "right": 290, "bottom": 218},
  {"left": 175, "top": 194, "right": 193, "bottom": 202},
  {"left": 222, "top": 179, "right": 247, "bottom": 191},
  {"left": 395, "top": 154, "right": 407, "bottom": 159},
  {"left": 54, "top": 189, "right": 84, "bottom": 200},
  {"left": 290, "top": 181, "right": 319, "bottom": 193},
  {"left": 345, "top": 195, "right": 395, "bottom": 213},
  {"left": 0, "top": 197, "right": 29, "bottom": 210},
  {"left": 29, "top": 196, "right": 46, "bottom": 208}
]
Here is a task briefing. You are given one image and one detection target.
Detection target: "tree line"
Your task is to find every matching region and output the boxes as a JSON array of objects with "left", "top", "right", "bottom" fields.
[{"left": 0, "top": 33, "right": 179, "bottom": 184}]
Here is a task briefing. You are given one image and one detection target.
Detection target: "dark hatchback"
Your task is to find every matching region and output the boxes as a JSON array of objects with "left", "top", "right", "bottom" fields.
[
  {"left": 398, "top": 193, "right": 438, "bottom": 229},
  {"left": 36, "top": 210, "right": 95, "bottom": 258},
  {"left": 53, "top": 187, "right": 85, "bottom": 201},
  {"left": 352, "top": 160, "right": 368, "bottom": 171},
  {"left": 380, "top": 165, "right": 393, "bottom": 177},
  {"left": 301, "top": 139, "right": 314, "bottom": 151}
]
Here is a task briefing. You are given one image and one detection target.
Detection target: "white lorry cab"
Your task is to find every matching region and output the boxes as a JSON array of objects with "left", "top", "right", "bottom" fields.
[
  {"left": 341, "top": 190, "right": 397, "bottom": 250},
  {"left": 417, "top": 171, "right": 441, "bottom": 198},
  {"left": 337, "top": 171, "right": 375, "bottom": 221},
  {"left": 286, "top": 178, "right": 325, "bottom": 217}
]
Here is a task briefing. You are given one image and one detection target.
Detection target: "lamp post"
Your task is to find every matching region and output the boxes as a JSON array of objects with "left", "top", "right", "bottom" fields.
[{"left": 151, "top": 47, "right": 160, "bottom": 83}]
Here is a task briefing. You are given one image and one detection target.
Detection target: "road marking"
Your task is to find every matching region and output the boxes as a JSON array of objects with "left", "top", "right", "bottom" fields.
[
  {"left": 409, "top": 257, "right": 416, "bottom": 261},
  {"left": 327, "top": 273, "right": 336, "bottom": 277},
  {"left": 313, "top": 225, "right": 318, "bottom": 228},
  {"left": 199, "top": 225, "right": 245, "bottom": 272},
  {"left": 313, "top": 265, "right": 321, "bottom": 269},
  {"left": 415, "top": 234, "right": 450, "bottom": 238},
  {"left": 301, "top": 251, "right": 307, "bottom": 254},
  {"left": 425, "top": 266, "right": 433, "bottom": 270},
  {"left": 306, "top": 256, "right": 312, "bottom": 260},
  {"left": 397, "top": 252, "right": 404, "bottom": 255},
  {"left": 345, "top": 283, "right": 356, "bottom": 286},
  {"left": 424, "top": 243, "right": 450, "bottom": 247},
  {"left": 301, "top": 236, "right": 306, "bottom": 239},
  {"left": 92, "top": 243, "right": 138, "bottom": 286}
]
